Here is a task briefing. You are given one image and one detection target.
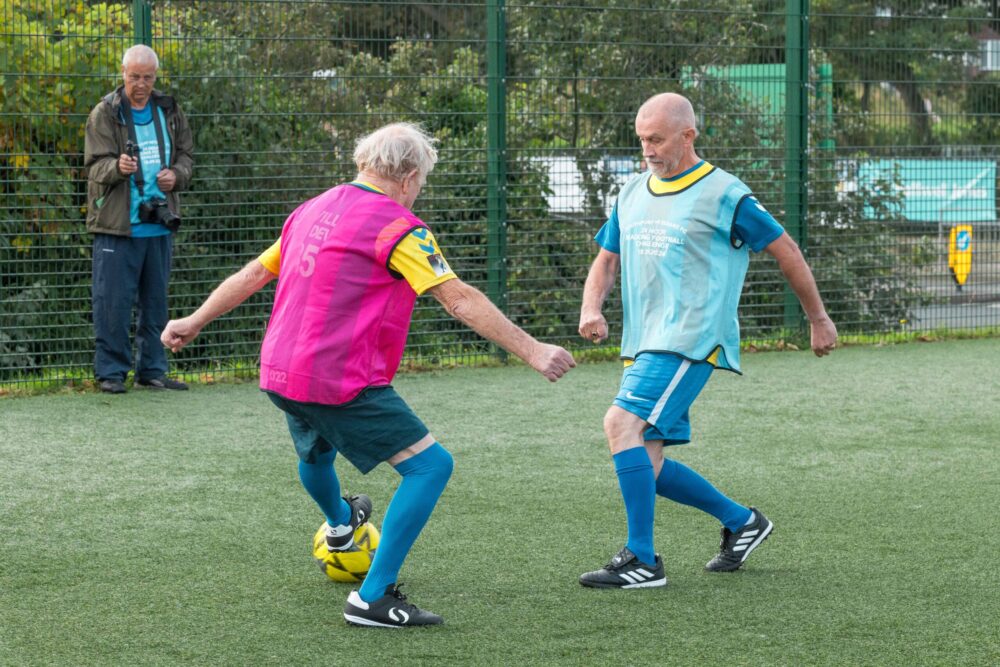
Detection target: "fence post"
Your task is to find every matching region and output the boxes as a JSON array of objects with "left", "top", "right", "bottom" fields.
[
  {"left": 486, "top": 0, "right": 508, "bottom": 325},
  {"left": 784, "top": 0, "right": 808, "bottom": 331},
  {"left": 133, "top": 0, "right": 152, "bottom": 45}
]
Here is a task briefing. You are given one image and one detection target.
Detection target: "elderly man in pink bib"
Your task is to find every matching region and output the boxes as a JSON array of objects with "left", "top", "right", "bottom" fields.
[{"left": 161, "top": 122, "right": 575, "bottom": 628}]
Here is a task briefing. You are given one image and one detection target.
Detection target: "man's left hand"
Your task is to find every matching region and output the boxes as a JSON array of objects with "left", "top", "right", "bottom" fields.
[
  {"left": 810, "top": 316, "right": 838, "bottom": 357},
  {"left": 157, "top": 168, "right": 177, "bottom": 192}
]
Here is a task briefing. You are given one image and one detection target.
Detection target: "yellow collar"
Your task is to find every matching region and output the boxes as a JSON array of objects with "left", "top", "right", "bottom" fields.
[
  {"left": 647, "top": 162, "right": 715, "bottom": 195},
  {"left": 351, "top": 180, "right": 386, "bottom": 194}
]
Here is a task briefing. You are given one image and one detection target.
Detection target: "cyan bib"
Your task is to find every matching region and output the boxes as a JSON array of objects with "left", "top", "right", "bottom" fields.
[
  {"left": 127, "top": 104, "right": 172, "bottom": 237},
  {"left": 615, "top": 165, "right": 752, "bottom": 372}
]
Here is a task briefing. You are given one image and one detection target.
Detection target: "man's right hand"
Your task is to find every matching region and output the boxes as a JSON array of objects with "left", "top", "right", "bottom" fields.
[
  {"left": 529, "top": 343, "right": 576, "bottom": 382},
  {"left": 118, "top": 153, "right": 138, "bottom": 175},
  {"left": 161, "top": 317, "right": 202, "bottom": 353}
]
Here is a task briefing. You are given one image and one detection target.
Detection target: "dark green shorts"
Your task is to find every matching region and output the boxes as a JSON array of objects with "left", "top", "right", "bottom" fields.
[{"left": 265, "top": 387, "right": 430, "bottom": 474}]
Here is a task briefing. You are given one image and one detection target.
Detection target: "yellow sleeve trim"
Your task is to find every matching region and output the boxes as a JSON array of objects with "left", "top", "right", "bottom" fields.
[
  {"left": 389, "top": 229, "right": 457, "bottom": 295},
  {"left": 257, "top": 239, "right": 281, "bottom": 275}
]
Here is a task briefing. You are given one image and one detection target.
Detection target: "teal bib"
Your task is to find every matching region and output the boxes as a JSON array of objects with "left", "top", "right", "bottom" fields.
[{"left": 615, "top": 165, "right": 752, "bottom": 372}]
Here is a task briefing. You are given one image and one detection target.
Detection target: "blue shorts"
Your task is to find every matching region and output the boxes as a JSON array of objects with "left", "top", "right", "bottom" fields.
[
  {"left": 265, "top": 387, "right": 430, "bottom": 474},
  {"left": 613, "top": 353, "right": 714, "bottom": 445}
]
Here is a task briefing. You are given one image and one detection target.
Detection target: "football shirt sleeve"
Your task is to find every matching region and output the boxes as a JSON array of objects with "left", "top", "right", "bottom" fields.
[
  {"left": 732, "top": 195, "right": 785, "bottom": 252},
  {"left": 388, "top": 228, "right": 457, "bottom": 295},
  {"left": 594, "top": 202, "right": 621, "bottom": 254},
  {"left": 257, "top": 239, "right": 281, "bottom": 275}
]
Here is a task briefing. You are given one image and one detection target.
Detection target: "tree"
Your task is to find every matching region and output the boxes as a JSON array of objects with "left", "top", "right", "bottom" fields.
[
  {"left": 812, "top": 0, "right": 989, "bottom": 145},
  {"left": 0, "top": 0, "right": 137, "bottom": 377}
]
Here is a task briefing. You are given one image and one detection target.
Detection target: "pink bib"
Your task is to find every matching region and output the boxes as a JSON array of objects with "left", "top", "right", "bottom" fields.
[{"left": 260, "top": 184, "right": 425, "bottom": 404}]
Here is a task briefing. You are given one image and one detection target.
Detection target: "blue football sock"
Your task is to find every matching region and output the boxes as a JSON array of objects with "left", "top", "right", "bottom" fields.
[
  {"left": 613, "top": 447, "right": 657, "bottom": 566},
  {"left": 655, "top": 458, "right": 752, "bottom": 531},
  {"left": 297, "top": 449, "right": 351, "bottom": 527},
  {"left": 359, "top": 443, "right": 454, "bottom": 602}
]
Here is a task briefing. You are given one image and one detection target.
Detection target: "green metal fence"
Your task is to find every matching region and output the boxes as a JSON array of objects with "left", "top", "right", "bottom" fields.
[{"left": 2, "top": 0, "right": 999, "bottom": 389}]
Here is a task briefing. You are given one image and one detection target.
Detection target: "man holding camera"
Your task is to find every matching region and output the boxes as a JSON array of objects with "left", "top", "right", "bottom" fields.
[{"left": 85, "top": 44, "right": 193, "bottom": 394}]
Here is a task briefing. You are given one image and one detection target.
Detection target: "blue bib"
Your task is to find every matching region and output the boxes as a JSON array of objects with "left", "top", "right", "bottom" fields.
[
  {"left": 612, "top": 164, "right": 752, "bottom": 372},
  {"left": 126, "top": 104, "right": 172, "bottom": 237}
]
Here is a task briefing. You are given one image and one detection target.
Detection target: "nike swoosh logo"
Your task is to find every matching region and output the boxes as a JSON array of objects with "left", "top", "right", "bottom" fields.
[{"left": 625, "top": 391, "right": 648, "bottom": 402}]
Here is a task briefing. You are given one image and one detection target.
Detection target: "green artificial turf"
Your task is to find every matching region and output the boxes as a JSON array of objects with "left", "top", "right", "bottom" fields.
[{"left": 2, "top": 339, "right": 998, "bottom": 666}]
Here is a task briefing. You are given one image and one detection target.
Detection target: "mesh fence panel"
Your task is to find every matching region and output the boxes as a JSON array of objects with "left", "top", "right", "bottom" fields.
[
  {"left": 811, "top": 1, "right": 1000, "bottom": 335},
  {"left": 2, "top": 0, "right": 998, "bottom": 388}
]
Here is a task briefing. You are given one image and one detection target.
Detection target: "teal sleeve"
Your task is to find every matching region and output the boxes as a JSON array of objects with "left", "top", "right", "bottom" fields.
[
  {"left": 732, "top": 196, "right": 784, "bottom": 252},
  {"left": 594, "top": 202, "right": 621, "bottom": 253}
]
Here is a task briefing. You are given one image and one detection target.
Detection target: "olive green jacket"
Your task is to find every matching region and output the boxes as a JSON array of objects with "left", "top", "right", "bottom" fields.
[{"left": 84, "top": 86, "right": 194, "bottom": 236}]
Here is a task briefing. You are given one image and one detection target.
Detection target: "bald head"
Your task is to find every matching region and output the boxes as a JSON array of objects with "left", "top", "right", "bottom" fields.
[
  {"left": 637, "top": 93, "right": 697, "bottom": 135},
  {"left": 634, "top": 92, "right": 700, "bottom": 178}
]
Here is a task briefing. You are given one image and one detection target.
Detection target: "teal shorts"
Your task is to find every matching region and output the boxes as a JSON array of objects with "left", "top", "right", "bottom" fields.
[
  {"left": 265, "top": 387, "right": 430, "bottom": 474},
  {"left": 613, "top": 352, "right": 714, "bottom": 445}
]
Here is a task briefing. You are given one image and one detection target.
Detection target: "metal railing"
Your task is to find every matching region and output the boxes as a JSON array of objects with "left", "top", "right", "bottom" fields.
[{"left": 2, "top": 0, "right": 998, "bottom": 388}]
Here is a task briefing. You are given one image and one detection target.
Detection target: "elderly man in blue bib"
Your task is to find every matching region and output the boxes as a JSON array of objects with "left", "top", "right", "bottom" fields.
[{"left": 578, "top": 92, "right": 838, "bottom": 588}]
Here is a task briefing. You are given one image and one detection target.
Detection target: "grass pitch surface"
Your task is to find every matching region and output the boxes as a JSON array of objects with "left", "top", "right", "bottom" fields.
[{"left": 2, "top": 339, "right": 999, "bottom": 666}]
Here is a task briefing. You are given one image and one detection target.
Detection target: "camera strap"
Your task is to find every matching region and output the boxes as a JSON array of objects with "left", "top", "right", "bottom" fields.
[
  {"left": 120, "top": 102, "right": 145, "bottom": 197},
  {"left": 120, "top": 96, "right": 168, "bottom": 197},
  {"left": 150, "top": 104, "right": 168, "bottom": 168}
]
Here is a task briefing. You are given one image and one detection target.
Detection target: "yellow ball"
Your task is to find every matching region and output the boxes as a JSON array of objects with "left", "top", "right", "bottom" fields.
[{"left": 312, "top": 522, "right": 380, "bottom": 583}]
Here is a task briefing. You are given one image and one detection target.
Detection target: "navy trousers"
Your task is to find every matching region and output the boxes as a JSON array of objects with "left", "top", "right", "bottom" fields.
[{"left": 92, "top": 233, "right": 173, "bottom": 382}]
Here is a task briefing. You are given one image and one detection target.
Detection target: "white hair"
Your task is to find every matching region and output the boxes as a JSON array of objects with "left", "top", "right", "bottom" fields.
[
  {"left": 353, "top": 123, "right": 438, "bottom": 182},
  {"left": 122, "top": 45, "right": 159, "bottom": 70}
]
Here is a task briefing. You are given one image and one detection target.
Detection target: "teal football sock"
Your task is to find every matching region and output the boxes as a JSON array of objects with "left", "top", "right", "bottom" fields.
[
  {"left": 613, "top": 446, "right": 657, "bottom": 566},
  {"left": 298, "top": 449, "right": 351, "bottom": 528},
  {"left": 656, "top": 458, "right": 751, "bottom": 531},
  {"left": 359, "top": 443, "right": 454, "bottom": 603}
]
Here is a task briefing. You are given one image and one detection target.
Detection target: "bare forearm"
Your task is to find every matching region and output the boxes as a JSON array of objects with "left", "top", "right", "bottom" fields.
[
  {"left": 434, "top": 280, "right": 538, "bottom": 362},
  {"left": 766, "top": 234, "right": 828, "bottom": 321},
  {"left": 578, "top": 250, "right": 619, "bottom": 342},
  {"left": 430, "top": 278, "right": 575, "bottom": 380},
  {"left": 164, "top": 260, "right": 275, "bottom": 353},
  {"left": 582, "top": 268, "right": 615, "bottom": 316},
  {"left": 189, "top": 261, "right": 274, "bottom": 329},
  {"left": 777, "top": 250, "right": 828, "bottom": 321},
  {"left": 765, "top": 233, "right": 837, "bottom": 356}
]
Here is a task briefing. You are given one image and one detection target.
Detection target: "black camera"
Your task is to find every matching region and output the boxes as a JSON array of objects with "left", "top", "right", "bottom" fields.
[
  {"left": 139, "top": 197, "right": 181, "bottom": 233},
  {"left": 125, "top": 140, "right": 138, "bottom": 158}
]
